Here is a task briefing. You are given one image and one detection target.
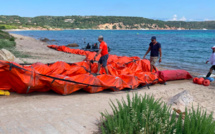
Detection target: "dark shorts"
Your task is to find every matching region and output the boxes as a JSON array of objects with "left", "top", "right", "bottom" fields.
[
  {"left": 210, "top": 65, "right": 215, "bottom": 70},
  {"left": 99, "top": 54, "right": 109, "bottom": 67}
]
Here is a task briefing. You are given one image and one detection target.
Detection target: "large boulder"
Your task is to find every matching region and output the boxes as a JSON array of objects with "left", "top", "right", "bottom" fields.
[
  {"left": 168, "top": 90, "right": 193, "bottom": 106},
  {"left": 0, "top": 49, "right": 16, "bottom": 62},
  {"left": 66, "top": 43, "right": 79, "bottom": 47}
]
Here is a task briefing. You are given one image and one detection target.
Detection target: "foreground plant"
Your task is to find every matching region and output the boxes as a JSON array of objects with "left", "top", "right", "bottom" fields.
[
  {"left": 100, "top": 93, "right": 215, "bottom": 134},
  {"left": 182, "top": 107, "right": 215, "bottom": 134}
]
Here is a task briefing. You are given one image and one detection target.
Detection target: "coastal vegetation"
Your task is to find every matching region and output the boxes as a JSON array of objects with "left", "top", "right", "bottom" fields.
[
  {"left": 0, "top": 30, "right": 15, "bottom": 48},
  {"left": 0, "top": 30, "right": 29, "bottom": 58},
  {"left": 0, "top": 24, "right": 18, "bottom": 29},
  {"left": 100, "top": 93, "right": 215, "bottom": 134},
  {"left": 0, "top": 15, "right": 215, "bottom": 30}
]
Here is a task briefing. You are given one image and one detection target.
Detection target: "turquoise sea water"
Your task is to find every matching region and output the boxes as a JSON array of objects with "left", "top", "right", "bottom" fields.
[{"left": 10, "top": 30, "right": 215, "bottom": 74}]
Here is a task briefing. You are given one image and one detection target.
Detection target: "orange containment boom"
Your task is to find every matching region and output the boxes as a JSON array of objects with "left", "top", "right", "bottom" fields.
[
  {"left": 0, "top": 60, "right": 158, "bottom": 95},
  {"left": 0, "top": 45, "right": 192, "bottom": 95}
]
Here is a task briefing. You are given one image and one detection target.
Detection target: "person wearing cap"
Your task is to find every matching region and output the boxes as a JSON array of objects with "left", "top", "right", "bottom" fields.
[
  {"left": 206, "top": 46, "right": 215, "bottom": 77},
  {"left": 94, "top": 35, "right": 109, "bottom": 75},
  {"left": 143, "top": 36, "right": 162, "bottom": 72}
]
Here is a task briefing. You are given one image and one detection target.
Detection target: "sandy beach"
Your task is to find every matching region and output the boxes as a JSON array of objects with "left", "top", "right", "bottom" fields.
[
  {"left": 0, "top": 34, "right": 214, "bottom": 134},
  {"left": 10, "top": 33, "right": 85, "bottom": 64}
]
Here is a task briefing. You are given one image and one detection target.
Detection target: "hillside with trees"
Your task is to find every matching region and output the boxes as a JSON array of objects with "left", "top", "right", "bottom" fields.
[{"left": 0, "top": 15, "right": 214, "bottom": 30}]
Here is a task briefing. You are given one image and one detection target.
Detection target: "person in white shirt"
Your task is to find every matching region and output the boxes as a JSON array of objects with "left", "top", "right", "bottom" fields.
[{"left": 206, "top": 46, "right": 215, "bottom": 77}]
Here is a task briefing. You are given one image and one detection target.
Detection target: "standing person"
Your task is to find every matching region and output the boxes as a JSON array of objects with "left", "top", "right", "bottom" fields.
[
  {"left": 86, "top": 43, "right": 91, "bottom": 49},
  {"left": 94, "top": 36, "right": 109, "bottom": 75},
  {"left": 143, "top": 36, "right": 162, "bottom": 72},
  {"left": 206, "top": 46, "right": 215, "bottom": 77}
]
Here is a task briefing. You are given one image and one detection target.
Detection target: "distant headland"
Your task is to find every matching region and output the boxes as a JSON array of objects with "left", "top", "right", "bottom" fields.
[{"left": 0, "top": 15, "right": 214, "bottom": 30}]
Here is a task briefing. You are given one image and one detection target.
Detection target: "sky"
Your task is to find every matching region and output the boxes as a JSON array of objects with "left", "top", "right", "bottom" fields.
[{"left": 0, "top": 0, "right": 215, "bottom": 21}]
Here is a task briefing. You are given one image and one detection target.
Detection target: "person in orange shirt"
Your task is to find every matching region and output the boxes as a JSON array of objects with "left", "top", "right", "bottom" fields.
[{"left": 94, "top": 35, "right": 109, "bottom": 75}]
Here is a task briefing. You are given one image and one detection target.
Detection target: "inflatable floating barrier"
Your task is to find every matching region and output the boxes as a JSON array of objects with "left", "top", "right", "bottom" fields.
[
  {"left": 197, "top": 78, "right": 205, "bottom": 85},
  {"left": 0, "top": 45, "right": 193, "bottom": 95},
  {"left": 158, "top": 70, "right": 192, "bottom": 82},
  {"left": 203, "top": 79, "right": 210, "bottom": 86},
  {"left": 193, "top": 77, "right": 211, "bottom": 86},
  {"left": 193, "top": 77, "right": 199, "bottom": 83}
]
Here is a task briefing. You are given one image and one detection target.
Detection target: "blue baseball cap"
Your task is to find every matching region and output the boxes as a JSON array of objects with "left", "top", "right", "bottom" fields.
[{"left": 151, "top": 36, "right": 156, "bottom": 40}]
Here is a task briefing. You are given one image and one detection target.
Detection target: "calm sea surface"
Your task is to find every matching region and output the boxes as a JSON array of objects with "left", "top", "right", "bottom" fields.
[{"left": 10, "top": 30, "right": 215, "bottom": 74}]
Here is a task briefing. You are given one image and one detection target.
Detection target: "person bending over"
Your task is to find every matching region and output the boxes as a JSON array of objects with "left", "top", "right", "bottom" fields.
[
  {"left": 206, "top": 46, "right": 215, "bottom": 77},
  {"left": 94, "top": 36, "right": 109, "bottom": 75},
  {"left": 143, "top": 36, "right": 162, "bottom": 72}
]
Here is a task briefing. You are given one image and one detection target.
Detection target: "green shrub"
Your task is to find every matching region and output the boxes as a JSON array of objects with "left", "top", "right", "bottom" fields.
[
  {"left": 0, "top": 26, "right": 6, "bottom": 29},
  {"left": 0, "top": 39, "right": 16, "bottom": 49},
  {"left": 0, "top": 30, "right": 11, "bottom": 39},
  {"left": 100, "top": 93, "right": 215, "bottom": 134},
  {"left": 9, "top": 49, "right": 30, "bottom": 58},
  {"left": 0, "top": 25, "right": 18, "bottom": 29},
  {"left": 0, "top": 30, "right": 15, "bottom": 41},
  {"left": 9, "top": 37, "right": 15, "bottom": 42},
  {"left": 183, "top": 107, "right": 215, "bottom": 134},
  {"left": 112, "top": 25, "right": 117, "bottom": 29},
  {"left": 0, "top": 30, "right": 16, "bottom": 49}
]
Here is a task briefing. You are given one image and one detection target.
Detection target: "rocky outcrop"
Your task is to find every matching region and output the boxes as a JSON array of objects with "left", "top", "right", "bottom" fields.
[
  {"left": 97, "top": 22, "right": 178, "bottom": 30},
  {"left": 48, "top": 28, "right": 62, "bottom": 31},
  {"left": 0, "top": 49, "right": 16, "bottom": 62},
  {"left": 40, "top": 38, "right": 56, "bottom": 42},
  {"left": 18, "top": 26, "right": 63, "bottom": 31},
  {"left": 40, "top": 38, "right": 50, "bottom": 42},
  {"left": 66, "top": 43, "right": 79, "bottom": 47},
  {"left": 168, "top": 90, "right": 193, "bottom": 106}
]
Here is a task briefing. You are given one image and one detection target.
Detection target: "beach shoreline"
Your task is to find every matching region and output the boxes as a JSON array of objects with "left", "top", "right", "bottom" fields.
[
  {"left": 4, "top": 29, "right": 215, "bottom": 32},
  {"left": 9, "top": 29, "right": 214, "bottom": 75},
  {"left": 0, "top": 33, "right": 214, "bottom": 133},
  {"left": 10, "top": 33, "right": 85, "bottom": 64},
  {"left": 10, "top": 32, "right": 202, "bottom": 76}
]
